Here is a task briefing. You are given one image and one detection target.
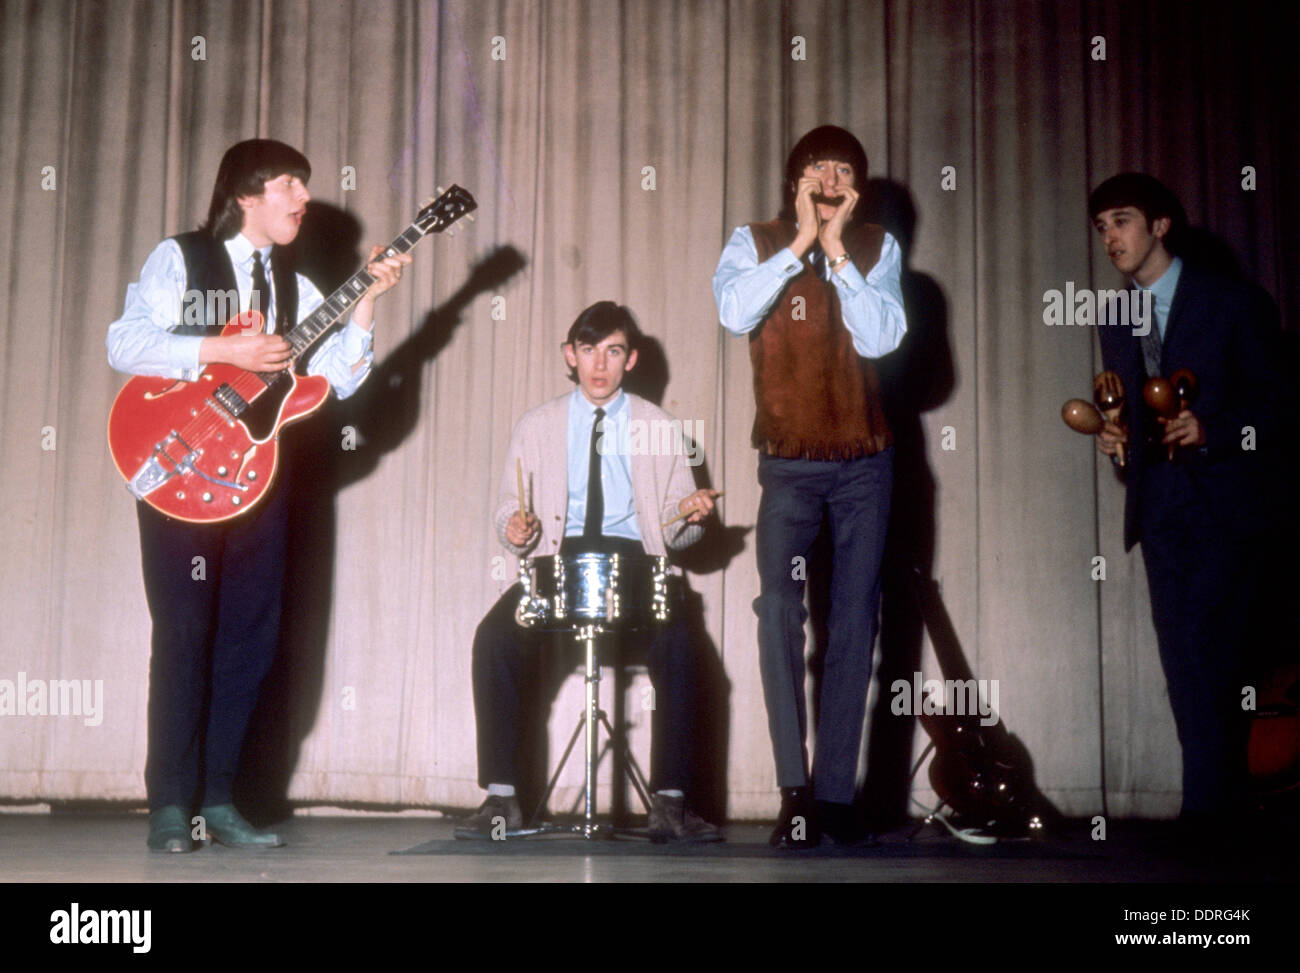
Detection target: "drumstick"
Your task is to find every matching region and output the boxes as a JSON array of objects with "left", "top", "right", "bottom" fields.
[
  {"left": 661, "top": 491, "right": 724, "bottom": 528},
  {"left": 516, "top": 458, "right": 526, "bottom": 517}
]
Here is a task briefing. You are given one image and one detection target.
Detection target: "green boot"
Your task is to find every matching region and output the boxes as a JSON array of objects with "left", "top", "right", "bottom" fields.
[
  {"left": 198, "top": 804, "right": 285, "bottom": 848},
  {"left": 147, "top": 805, "right": 195, "bottom": 854}
]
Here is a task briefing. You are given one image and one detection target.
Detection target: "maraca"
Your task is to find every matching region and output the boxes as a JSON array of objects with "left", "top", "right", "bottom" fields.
[
  {"left": 1143, "top": 376, "right": 1180, "bottom": 460},
  {"left": 1170, "top": 368, "right": 1198, "bottom": 412},
  {"left": 1062, "top": 398, "right": 1105, "bottom": 435},
  {"left": 1092, "top": 371, "right": 1126, "bottom": 467}
]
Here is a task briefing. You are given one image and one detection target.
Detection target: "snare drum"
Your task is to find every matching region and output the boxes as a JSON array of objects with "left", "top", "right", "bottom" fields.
[{"left": 515, "top": 552, "right": 671, "bottom": 630}]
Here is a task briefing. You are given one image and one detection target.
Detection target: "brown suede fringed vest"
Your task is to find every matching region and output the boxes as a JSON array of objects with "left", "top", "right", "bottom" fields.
[{"left": 747, "top": 219, "right": 893, "bottom": 460}]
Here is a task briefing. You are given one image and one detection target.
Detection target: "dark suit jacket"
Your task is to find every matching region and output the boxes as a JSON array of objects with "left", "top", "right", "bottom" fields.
[{"left": 1097, "top": 262, "right": 1287, "bottom": 551}]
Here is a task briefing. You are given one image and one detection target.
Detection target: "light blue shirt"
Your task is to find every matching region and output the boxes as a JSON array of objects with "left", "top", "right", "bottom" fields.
[
  {"left": 107, "top": 232, "right": 375, "bottom": 398},
  {"left": 712, "top": 225, "right": 907, "bottom": 358},
  {"left": 1141, "top": 255, "right": 1182, "bottom": 340},
  {"left": 565, "top": 387, "right": 639, "bottom": 541}
]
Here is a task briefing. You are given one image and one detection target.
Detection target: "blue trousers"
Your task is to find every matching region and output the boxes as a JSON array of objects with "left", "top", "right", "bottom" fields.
[{"left": 754, "top": 449, "right": 893, "bottom": 804}]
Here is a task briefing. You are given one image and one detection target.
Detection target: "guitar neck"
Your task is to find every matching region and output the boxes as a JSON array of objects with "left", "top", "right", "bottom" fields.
[{"left": 284, "top": 223, "right": 424, "bottom": 363}]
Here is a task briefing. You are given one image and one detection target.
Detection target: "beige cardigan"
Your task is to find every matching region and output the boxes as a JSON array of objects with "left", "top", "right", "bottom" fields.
[{"left": 493, "top": 391, "right": 704, "bottom": 566}]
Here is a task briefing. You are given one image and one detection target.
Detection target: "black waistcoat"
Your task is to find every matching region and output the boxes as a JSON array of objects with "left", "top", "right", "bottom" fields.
[{"left": 170, "top": 231, "right": 299, "bottom": 335}]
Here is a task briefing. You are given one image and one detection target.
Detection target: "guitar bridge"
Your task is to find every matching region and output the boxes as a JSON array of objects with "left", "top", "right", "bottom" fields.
[
  {"left": 126, "top": 455, "right": 174, "bottom": 499},
  {"left": 125, "top": 432, "right": 247, "bottom": 499}
]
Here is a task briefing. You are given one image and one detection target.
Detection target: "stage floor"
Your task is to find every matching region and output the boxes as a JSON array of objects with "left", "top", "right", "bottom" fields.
[{"left": 1, "top": 810, "right": 1294, "bottom": 884}]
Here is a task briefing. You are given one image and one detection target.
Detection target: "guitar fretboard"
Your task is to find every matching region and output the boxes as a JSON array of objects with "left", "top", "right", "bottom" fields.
[
  {"left": 287, "top": 224, "right": 426, "bottom": 360},
  {"left": 248, "top": 184, "right": 475, "bottom": 387}
]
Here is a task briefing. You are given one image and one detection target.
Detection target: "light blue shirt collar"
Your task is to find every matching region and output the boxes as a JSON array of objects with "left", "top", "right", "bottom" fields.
[
  {"left": 570, "top": 385, "right": 627, "bottom": 420},
  {"left": 1140, "top": 256, "right": 1182, "bottom": 339}
]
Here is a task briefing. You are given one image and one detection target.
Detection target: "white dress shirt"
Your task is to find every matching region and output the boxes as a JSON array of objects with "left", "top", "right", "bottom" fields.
[{"left": 107, "top": 232, "right": 375, "bottom": 398}]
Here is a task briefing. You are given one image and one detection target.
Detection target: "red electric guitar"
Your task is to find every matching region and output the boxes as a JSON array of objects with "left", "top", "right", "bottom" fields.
[{"left": 107, "top": 185, "right": 476, "bottom": 523}]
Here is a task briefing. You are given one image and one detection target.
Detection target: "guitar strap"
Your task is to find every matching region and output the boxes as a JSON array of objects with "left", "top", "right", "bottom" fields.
[{"left": 171, "top": 231, "right": 299, "bottom": 335}]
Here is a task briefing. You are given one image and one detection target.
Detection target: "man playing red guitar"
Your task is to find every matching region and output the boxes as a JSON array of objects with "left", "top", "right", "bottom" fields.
[{"left": 107, "top": 139, "right": 409, "bottom": 852}]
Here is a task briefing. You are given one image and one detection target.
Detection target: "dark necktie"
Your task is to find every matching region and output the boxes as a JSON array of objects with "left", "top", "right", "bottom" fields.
[
  {"left": 251, "top": 251, "right": 270, "bottom": 331},
  {"left": 582, "top": 407, "right": 606, "bottom": 542},
  {"left": 1138, "top": 289, "right": 1163, "bottom": 379}
]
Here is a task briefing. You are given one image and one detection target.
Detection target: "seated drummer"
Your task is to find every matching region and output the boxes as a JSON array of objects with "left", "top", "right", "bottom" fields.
[{"left": 458, "top": 300, "right": 721, "bottom": 842}]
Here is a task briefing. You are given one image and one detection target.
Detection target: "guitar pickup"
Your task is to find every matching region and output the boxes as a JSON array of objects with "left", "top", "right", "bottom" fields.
[{"left": 212, "top": 384, "right": 248, "bottom": 416}]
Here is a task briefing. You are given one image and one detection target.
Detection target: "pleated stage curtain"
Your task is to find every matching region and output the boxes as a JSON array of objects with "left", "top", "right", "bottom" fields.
[{"left": 0, "top": 0, "right": 1293, "bottom": 820}]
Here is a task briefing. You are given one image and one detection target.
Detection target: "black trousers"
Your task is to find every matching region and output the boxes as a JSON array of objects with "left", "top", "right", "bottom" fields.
[
  {"left": 472, "top": 547, "right": 696, "bottom": 794},
  {"left": 1139, "top": 462, "right": 1255, "bottom": 819},
  {"left": 136, "top": 473, "right": 289, "bottom": 811}
]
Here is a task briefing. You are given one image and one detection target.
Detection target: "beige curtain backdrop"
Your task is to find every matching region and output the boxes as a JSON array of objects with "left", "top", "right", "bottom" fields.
[{"left": 1, "top": 0, "right": 1292, "bottom": 820}]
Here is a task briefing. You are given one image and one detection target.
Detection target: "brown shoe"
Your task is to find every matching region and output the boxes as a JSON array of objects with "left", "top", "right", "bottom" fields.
[
  {"left": 453, "top": 794, "right": 523, "bottom": 840},
  {"left": 648, "top": 792, "right": 723, "bottom": 843}
]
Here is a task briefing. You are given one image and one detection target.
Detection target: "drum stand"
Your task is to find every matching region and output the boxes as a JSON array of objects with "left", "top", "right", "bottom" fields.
[{"left": 519, "top": 623, "right": 654, "bottom": 840}]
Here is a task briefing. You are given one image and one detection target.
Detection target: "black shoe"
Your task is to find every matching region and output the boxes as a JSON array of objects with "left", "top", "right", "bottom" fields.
[
  {"left": 147, "top": 805, "right": 195, "bottom": 854},
  {"left": 769, "top": 787, "right": 819, "bottom": 849},
  {"left": 815, "top": 799, "right": 876, "bottom": 847}
]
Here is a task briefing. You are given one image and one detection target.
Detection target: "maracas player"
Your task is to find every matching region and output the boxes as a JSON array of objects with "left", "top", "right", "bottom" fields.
[{"left": 1088, "top": 173, "right": 1287, "bottom": 836}]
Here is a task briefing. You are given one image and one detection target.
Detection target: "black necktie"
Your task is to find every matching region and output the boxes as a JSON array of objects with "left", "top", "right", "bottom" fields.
[
  {"left": 583, "top": 408, "right": 605, "bottom": 542},
  {"left": 251, "top": 251, "right": 270, "bottom": 330}
]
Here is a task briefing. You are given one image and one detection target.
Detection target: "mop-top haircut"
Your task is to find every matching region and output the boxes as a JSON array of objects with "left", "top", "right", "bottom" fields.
[
  {"left": 565, "top": 301, "right": 642, "bottom": 350},
  {"left": 1088, "top": 172, "right": 1187, "bottom": 249},
  {"left": 202, "top": 139, "right": 312, "bottom": 240},
  {"left": 563, "top": 301, "right": 641, "bottom": 384},
  {"left": 780, "top": 125, "right": 869, "bottom": 221}
]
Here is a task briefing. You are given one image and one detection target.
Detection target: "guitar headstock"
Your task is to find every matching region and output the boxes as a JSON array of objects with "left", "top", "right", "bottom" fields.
[{"left": 415, "top": 185, "right": 477, "bottom": 236}]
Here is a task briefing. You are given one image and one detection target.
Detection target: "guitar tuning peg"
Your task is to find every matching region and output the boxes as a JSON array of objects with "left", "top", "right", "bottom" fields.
[
  {"left": 423, "top": 196, "right": 434, "bottom": 207},
  {"left": 436, "top": 185, "right": 445, "bottom": 195},
  {"left": 446, "top": 228, "right": 455, "bottom": 237},
  {"left": 465, "top": 213, "right": 476, "bottom": 223}
]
